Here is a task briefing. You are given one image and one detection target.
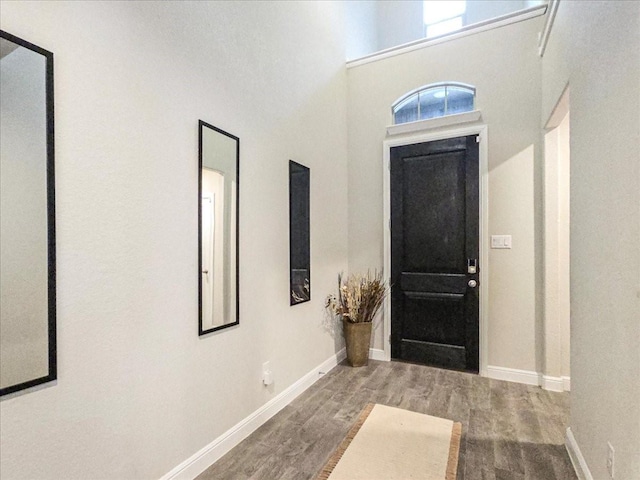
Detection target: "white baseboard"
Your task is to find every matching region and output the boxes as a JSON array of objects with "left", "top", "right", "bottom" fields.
[
  {"left": 541, "top": 374, "right": 564, "bottom": 392},
  {"left": 486, "top": 365, "right": 540, "bottom": 386},
  {"left": 565, "top": 427, "right": 593, "bottom": 480},
  {"left": 161, "top": 348, "right": 347, "bottom": 480},
  {"left": 486, "top": 366, "right": 571, "bottom": 392},
  {"left": 369, "top": 348, "right": 387, "bottom": 361}
]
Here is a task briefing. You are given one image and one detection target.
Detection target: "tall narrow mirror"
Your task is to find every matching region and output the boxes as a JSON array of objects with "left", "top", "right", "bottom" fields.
[
  {"left": 289, "top": 161, "right": 310, "bottom": 305},
  {"left": 0, "top": 31, "right": 56, "bottom": 396},
  {"left": 199, "top": 121, "right": 239, "bottom": 335}
]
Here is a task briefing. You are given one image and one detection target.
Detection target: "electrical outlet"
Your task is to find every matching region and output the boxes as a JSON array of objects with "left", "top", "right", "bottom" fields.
[
  {"left": 607, "top": 441, "right": 615, "bottom": 478},
  {"left": 262, "top": 361, "right": 273, "bottom": 386}
]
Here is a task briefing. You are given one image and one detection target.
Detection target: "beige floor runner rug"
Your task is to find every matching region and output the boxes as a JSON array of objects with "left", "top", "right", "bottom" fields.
[{"left": 316, "top": 403, "right": 462, "bottom": 480}]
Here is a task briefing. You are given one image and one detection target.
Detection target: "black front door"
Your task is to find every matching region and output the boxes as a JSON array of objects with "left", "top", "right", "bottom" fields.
[{"left": 390, "top": 135, "right": 479, "bottom": 372}]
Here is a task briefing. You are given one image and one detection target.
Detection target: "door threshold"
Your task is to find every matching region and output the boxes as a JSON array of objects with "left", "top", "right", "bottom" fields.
[{"left": 390, "top": 358, "right": 479, "bottom": 375}]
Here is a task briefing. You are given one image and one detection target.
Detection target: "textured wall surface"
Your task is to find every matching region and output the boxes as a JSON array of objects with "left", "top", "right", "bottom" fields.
[
  {"left": 0, "top": 2, "right": 349, "bottom": 478},
  {"left": 542, "top": 2, "right": 640, "bottom": 478}
]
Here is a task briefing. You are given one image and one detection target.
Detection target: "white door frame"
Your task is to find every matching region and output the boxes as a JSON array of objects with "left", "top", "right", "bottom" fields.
[
  {"left": 542, "top": 85, "right": 571, "bottom": 392},
  {"left": 382, "top": 123, "right": 489, "bottom": 376}
]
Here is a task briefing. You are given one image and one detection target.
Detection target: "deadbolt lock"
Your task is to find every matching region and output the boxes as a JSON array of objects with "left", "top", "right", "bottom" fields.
[
  {"left": 468, "top": 280, "right": 477, "bottom": 288},
  {"left": 467, "top": 258, "right": 477, "bottom": 274}
]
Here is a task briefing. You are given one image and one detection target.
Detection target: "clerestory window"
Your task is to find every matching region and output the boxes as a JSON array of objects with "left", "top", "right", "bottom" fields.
[
  {"left": 392, "top": 82, "right": 476, "bottom": 125},
  {"left": 424, "top": 1, "right": 466, "bottom": 39}
]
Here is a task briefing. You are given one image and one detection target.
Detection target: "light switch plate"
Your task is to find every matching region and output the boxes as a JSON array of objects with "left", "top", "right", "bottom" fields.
[{"left": 491, "top": 235, "right": 512, "bottom": 249}]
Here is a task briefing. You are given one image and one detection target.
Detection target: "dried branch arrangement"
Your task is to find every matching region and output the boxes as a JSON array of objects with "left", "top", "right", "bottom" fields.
[{"left": 325, "top": 271, "right": 389, "bottom": 323}]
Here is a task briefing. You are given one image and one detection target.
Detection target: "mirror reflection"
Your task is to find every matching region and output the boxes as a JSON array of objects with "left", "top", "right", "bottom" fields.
[
  {"left": 0, "top": 31, "right": 56, "bottom": 396},
  {"left": 199, "top": 121, "right": 239, "bottom": 335},
  {"left": 289, "top": 161, "right": 310, "bottom": 305}
]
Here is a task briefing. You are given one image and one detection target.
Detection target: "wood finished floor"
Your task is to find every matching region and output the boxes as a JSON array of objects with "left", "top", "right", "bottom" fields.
[{"left": 197, "top": 360, "right": 576, "bottom": 480}]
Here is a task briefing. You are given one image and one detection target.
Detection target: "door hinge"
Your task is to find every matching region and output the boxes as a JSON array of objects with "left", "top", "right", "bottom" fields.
[
  {"left": 388, "top": 159, "right": 391, "bottom": 170},
  {"left": 388, "top": 335, "right": 391, "bottom": 344},
  {"left": 388, "top": 219, "right": 391, "bottom": 230},
  {"left": 476, "top": 136, "right": 481, "bottom": 143}
]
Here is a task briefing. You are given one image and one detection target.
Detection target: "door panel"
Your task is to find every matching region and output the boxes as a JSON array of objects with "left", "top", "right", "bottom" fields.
[
  {"left": 403, "top": 152, "right": 466, "bottom": 273},
  {"left": 403, "top": 293, "right": 465, "bottom": 345},
  {"left": 391, "top": 135, "right": 479, "bottom": 372}
]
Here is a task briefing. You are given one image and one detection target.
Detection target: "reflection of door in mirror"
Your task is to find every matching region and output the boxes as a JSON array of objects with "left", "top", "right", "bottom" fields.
[
  {"left": 201, "top": 170, "right": 225, "bottom": 329},
  {"left": 0, "top": 31, "right": 56, "bottom": 396},
  {"left": 201, "top": 194, "right": 214, "bottom": 328},
  {"left": 198, "top": 121, "right": 239, "bottom": 335}
]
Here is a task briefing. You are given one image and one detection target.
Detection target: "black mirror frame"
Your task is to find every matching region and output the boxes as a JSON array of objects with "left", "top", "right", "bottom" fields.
[
  {"left": 0, "top": 30, "right": 56, "bottom": 396},
  {"left": 198, "top": 120, "right": 240, "bottom": 336},
  {"left": 289, "top": 160, "right": 310, "bottom": 306}
]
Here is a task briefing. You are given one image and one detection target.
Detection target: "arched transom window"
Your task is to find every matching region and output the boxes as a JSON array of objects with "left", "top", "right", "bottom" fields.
[{"left": 392, "top": 82, "right": 475, "bottom": 125}]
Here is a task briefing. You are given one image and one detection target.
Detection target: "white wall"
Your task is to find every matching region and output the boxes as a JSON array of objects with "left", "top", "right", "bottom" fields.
[
  {"left": 541, "top": 1, "right": 640, "bottom": 478},
  {"left": 345, "top": 0, "right": 378, "bottom": 60},
  {"left": 0, "top": 46, "right": 49, "bottom": 389},
  {"left": 347, "top": 17, "right": 544, "bottom": 373},
  {"left": 376, "top": 0, "right": 424, "bottom": 51},
  {"left": 465, "top": 1, "right": 528, "bottom": 25},
  {"left": 0, "top": 1, "right": 348, "bottom": 478}
]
